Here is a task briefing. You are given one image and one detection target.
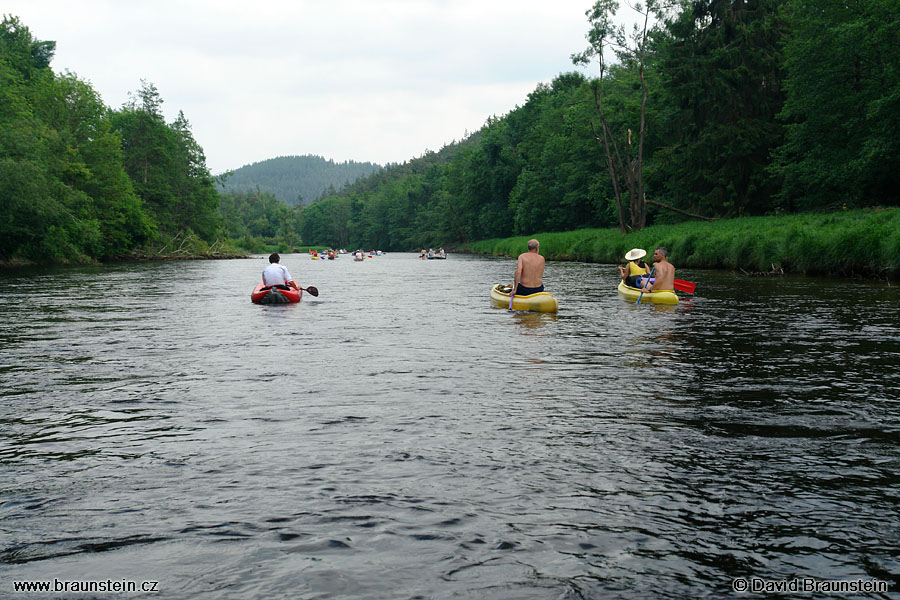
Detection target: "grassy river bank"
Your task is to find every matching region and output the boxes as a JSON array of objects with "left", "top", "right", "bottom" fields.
[{"left": 461, "top": 208, "right": 900, "bottom": 280}]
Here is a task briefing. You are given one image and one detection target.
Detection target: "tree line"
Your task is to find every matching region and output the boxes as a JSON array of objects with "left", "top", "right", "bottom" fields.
[
  {"left": 0, "top": 15, "right": 310, "bottom": 262},
  {"left": 300, "top": 0, "right": 899, "bottom": 249},
  {"left": 3, "top": 2, "right": 898, "bottom": 262},
  {"left": 1, "top": 16, "right": 222, "bottom": 262}
]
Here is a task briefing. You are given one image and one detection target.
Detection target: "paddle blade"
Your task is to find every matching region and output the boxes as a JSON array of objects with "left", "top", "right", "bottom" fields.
[
  {"left": 673, "top": 279, "right": 696, "bottom": 294},
  {"left": 305, "top": 286, "right": 319, "bottom": 297}
]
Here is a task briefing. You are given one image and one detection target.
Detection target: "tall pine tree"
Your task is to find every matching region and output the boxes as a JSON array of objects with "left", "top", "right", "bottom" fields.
[{"left": 654, "top": 0, "right": 788, "bottom": 217}]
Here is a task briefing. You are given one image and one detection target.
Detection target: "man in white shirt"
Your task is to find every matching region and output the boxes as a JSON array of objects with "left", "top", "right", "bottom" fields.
[{"left": 261, "top": 253, "right": 300, "bottom": 291}]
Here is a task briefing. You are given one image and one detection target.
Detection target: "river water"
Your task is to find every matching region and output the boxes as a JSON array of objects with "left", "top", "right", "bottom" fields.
[{"left": 1, "top": 253, "right": 898, "bottom": 599}]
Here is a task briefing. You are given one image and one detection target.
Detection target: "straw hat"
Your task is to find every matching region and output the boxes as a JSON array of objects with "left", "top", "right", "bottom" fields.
[{"left": 625, "top": 248, "right": 646, "bottom": 261}]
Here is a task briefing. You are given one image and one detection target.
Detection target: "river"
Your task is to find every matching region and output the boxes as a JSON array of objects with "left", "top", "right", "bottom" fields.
[{"left": 1, "top": 253, "right": 898, "bottom": 599}]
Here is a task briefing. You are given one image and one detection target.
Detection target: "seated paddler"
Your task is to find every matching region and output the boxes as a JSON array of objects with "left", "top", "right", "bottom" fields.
[
  {"left": 639, "top": 247, "right": 675, "bottom": 293},
  {"left": 618, "top": 248, "right": 651, "bottom": 288},
  {"left": 512, "top": 238, "right": 546, "bottom": 295},
  {"left": 261, "top": 253, "right": 300, "bottom": 291}
]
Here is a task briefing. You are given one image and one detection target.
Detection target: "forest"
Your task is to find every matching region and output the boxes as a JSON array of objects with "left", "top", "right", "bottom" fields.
[
  {"left": 302, "top": 0, "right": 899, "bottom": 250},
  {"left": 2, "top": 1, "right": 899, "bottom": 265},
  {"left": 221, "top": 155, "right": 382, "bottom": 207}
]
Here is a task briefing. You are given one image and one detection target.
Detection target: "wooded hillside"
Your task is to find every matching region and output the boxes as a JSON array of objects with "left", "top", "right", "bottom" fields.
[
  {"left": 3, "top": 1, "right": 899, "bottom": 264},
  {"left": 299, "top": 0, "right": 899, "bottom": 250},
  {"left": 220, "top": 155, "right": 381, "bottom": 206}
]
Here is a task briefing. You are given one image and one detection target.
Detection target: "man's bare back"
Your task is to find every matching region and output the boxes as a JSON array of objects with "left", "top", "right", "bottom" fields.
[
  {"left": 643, "top": 247, "right": 674, "bottom": 292},
  {"left": 514, "top": 239, "right": 545, "bottom": 292}
]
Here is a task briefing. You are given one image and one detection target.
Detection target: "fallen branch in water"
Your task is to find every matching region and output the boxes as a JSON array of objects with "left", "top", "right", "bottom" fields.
[
  {"left": 116, "top": 251, "right": 247, "bottom": 262},
  {"left": 740, "top": 263, "right": 784, "bottom": 277}
]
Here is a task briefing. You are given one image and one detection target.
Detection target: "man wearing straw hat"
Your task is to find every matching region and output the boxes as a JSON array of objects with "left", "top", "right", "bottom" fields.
[{"left": 618, "top": 248, "right": 651, "bottom": 287}]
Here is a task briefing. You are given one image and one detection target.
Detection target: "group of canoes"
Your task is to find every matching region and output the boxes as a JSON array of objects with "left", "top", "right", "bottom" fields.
[
  {"left": 489, "top": 246, "right": 692, "bottom": 313},
  {"left": 490, "top": 283, "right": 680, "bottom": 313},
  {"left": 252, "top": 249, "right": 694, "bottom": 310},
  {"left": 308, "top": 249, "right": 383, "bottom": 261}
]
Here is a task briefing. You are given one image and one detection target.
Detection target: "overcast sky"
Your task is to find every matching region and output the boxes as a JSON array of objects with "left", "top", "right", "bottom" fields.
[{"left": 4, "top": 0, "right": 623, "bottom": 174}]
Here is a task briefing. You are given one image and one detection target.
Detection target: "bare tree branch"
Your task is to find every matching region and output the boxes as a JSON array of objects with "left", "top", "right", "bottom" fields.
[{"left": 646, "top": 199, "right": 715, "bottom": 221}]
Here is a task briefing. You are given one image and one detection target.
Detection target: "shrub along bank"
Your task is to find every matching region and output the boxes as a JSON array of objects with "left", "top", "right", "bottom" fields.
[{"left": 462, "top": 209, "right": 900, "bottom": 279}]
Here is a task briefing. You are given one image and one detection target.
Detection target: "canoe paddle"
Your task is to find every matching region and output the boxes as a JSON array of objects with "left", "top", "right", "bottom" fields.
[
  {"left": 508, "top": 286, "right": 515, "bottom": 311},
  {"left": 636, "top": 267, "right": 655, "bottom": 305},
  {"left": 673, "top": 279, "right": 695, "bottom": 294},
  {"left": 300, "top": 286, "right": 319, "bottom": 297}
]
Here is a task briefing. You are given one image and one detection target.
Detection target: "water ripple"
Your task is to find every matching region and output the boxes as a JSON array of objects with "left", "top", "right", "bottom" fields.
[{"left": 1, "top": 257, "right": 898, "bottom": 598}]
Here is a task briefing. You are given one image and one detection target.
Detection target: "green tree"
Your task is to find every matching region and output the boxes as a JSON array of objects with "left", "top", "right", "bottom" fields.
[
  {"left": 508, "top": 73, "right": 611, "bottom": 233},
  {"left": 573, "top": 0, "right": 661, "bottom": 232},
  {"left": 654, "top": 0, "right": 787, "bottom": 218},
  {"left": 111, "top": 80, "right": 175, "bottom": 227},
  {"left": 0, "top": 15, "right": 54, "bottom": 78},
  {"left": 170, "top": 110, "right": 220, "bottom": 240},
  {"left": 37, "top": 72, "right": 153, "bottom": 255},
  {"left": 0, "top": 16, "right": 64, "bottom": 259},
  {"left": 1, "top": 16, "right": 152, "bottom": 261},
  {"left": 774, "top": 0, "right": 900, "bottom": 210},
  {"left": 112, "top": 81, "right": 221, "bottom": 243}
]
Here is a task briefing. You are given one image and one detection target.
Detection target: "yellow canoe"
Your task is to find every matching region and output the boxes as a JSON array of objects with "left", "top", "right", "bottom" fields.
[
  {"left": 491, "top": 284, "right": 559, "bottom": 313},
  {"left": 617, "top": 280, "right": 678, "bottom": 305}
]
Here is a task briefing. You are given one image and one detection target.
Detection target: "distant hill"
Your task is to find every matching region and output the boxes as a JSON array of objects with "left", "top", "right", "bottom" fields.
[
  {"left": 331, "top": 131, "right": 483, "bottom": 198},
  {"left": 218, "top": 155, "right": 382, "bottom": 206}
]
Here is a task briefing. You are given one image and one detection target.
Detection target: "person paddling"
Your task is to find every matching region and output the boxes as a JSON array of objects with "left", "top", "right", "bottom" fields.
[
  {"left": 640, "top": 247, "right": 675, "bottom": 293},
  {"left": 512, "top": 239, "right": 546, "bottom": 295},
  {"left": 618, "top": 248, "right": 651, "bottom": 288},
  {"left": 261, "top": 253, "right": 300, "bottom": 291}
]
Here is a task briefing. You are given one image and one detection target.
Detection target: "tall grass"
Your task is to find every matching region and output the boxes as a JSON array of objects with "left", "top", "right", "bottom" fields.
[{"left": 462, "top": 208, "right": 900, "bottom": 278}]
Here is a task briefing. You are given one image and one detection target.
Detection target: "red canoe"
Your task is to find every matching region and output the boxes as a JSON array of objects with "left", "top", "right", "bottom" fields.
[{"left": 251, "top": 283, "right": 302, "bottom": 304}]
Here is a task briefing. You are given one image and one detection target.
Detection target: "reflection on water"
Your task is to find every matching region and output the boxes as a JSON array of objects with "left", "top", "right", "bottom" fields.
[
  {"left": 1, "top": 255, "right": 898, "bottom": 599},
  {"left": 512, "top": 311, "right": 557, "bottom": 330}
]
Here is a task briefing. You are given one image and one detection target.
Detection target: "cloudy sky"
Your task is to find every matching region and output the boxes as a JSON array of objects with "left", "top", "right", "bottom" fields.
[{"left": 5, "top": 0, "right": 622, "bottom": 174}]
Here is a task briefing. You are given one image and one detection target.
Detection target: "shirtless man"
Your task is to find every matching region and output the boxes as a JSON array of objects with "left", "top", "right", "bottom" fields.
[
  {"left": 641, "top": 247, "right": 674, "bottom": 293},
  {"left": 513, "top": 239, "right": 546, "bottom": 295}
]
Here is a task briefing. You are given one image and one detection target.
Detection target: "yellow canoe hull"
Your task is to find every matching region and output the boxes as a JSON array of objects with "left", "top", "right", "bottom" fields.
[
  {"left": 617, "top": 280, "right": 678, "bottom": 305},
  {"left": 491, "top": 284, "right": 559, "bottom": 313}
]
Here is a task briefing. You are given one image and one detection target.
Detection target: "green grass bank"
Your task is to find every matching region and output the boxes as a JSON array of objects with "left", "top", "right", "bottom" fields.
[{"left": 461, "top": 208, "right": 900, "bottom": 279}]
